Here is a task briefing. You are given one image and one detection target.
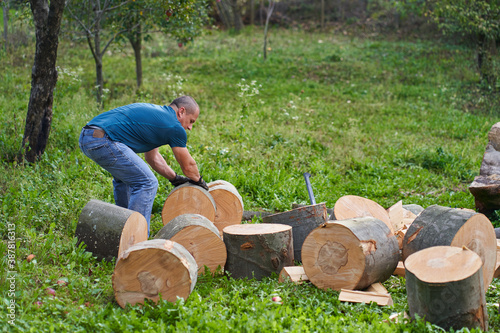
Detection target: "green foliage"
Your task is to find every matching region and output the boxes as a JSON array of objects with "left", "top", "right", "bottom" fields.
[{"left": 2, "top": 26, "right": 500, "bottom": 331}]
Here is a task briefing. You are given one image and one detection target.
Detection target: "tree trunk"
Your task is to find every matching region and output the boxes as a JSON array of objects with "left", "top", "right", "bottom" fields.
[
  {"left": 154, "top": 213, "right": 226, "bottom": 275},
  {"left": 112, "top": 239, "right": 198, "bottom": 308},
  {"left": 477, "top": 34, "right": 497, "bottom": 89},
  {"left": 263, "top": 1, "right": 275, "bottom": 60},
  {"left": 162, "top": 183, "right": 216, "bottom": 225},
  {"left": 302, "top": 217, "right": 399, "bottom": 291},
  {"left": 21, "top": 0, "right": 65, "bottom": 163},
  {"left": 223, "top": 223, "right": 294, "bottom": 280},
  {"left": 230, "top": 0, "right": 243, "bottom": 31},
  {"left": 2, "top": 0, "right": 8, "bottom": 47},
  {"left": 320, "top": 0, "right": 325, "bottom": 30},
  {"left": 207, "top": 180, "right": 244, "bottom": 234},
  {"left": 402, "top": 205, "right": 497, "bottom": 292},
  {"left": 75, "top": 199, "right": 148, "bottom": 261},
  {"left": 263, "top": 203, "right": 328, "bottom": 262},
  {"left": 93, "top": 19, "right": 104, "bottom": 106},
  {"left": 405, "top": 246, "right": 488, "bottom": 331},
  {"left": 249, "top": 0, "right": 255, "bottom": 26},
  {"left": 128, "top": 26, "right": 142, "bottom": 88}
]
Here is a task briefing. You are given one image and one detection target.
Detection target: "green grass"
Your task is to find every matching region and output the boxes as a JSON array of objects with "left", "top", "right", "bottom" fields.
[{"left": 1, "top": 26, "right": 500, "bottom": 332}]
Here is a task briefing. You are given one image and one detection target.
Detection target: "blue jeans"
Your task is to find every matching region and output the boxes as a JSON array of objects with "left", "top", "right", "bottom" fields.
[{"left": 79, "top": 128, "right": 158, "bottom": 235}]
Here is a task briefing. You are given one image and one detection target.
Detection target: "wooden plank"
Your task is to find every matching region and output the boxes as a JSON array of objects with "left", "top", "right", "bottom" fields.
[
  {"left": 339, "top": 289, "right": 393, "bottom": 306},
  {"left": 365, "top": 282, "right": 388, "bottom": 294},
  {"left": 279, "top": 266, "right": 309, "bottom": 284},
  {"left": 393, "top": 261, "right": 405, "bottom": 277}
]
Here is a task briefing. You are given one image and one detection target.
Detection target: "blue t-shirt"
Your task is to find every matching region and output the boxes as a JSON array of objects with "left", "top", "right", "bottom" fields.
[{"left": 88, "top": 103, "right": 187, "bottom": 153}]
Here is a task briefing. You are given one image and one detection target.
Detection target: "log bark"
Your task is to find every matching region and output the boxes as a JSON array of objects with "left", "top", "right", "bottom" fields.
[
  {"left": 154, "top": 214, "right": 226, "bottom": 275},
  {"left": 75, "top": 199, "right": 148, "bottom": 261},
  {"left": 402, "top": 205, "right": 497, "bottom": 291},
  {"left": 278, "top": 266, "right": 309, "bottom": 284},
  {"left": 402, "top": 204, "right": 424, "bottom": 216},
  {"left": 112, "top": 239, "right": 198, "bottom": 308},
  {"left": 302, "top": 217, "right": 399, "bottom": 291},
  {"left": 162, "top": 183, "right": 216, "bottom": 225},
  {"left": 263, "top": 203, "right": 328, "bottom": 262},
  {"left": 331, "top": 195, "right": 393, "bottom": 233},
  {"left": 208, "top": 180, "right": 244, "bottom": 233},
  {"left": 405, "top": 246, "right": 488, "bottom": 331},
  {"left": 223, "top": 223, "right": 294, "bottom": 280}
]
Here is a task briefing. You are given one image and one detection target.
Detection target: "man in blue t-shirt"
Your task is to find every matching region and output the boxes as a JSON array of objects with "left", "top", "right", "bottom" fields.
[{"left": 78, "top": 95, "right": 208, "bottom": 235}]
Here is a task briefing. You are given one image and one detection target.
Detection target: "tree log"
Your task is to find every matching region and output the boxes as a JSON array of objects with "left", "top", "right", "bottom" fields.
[
  {"left": 75, "top": 199, "right": 148, "bottom": 261},
  {"left": 112, "top": 239, "right": 198, "bottom": 308},
  {"left": 405, "top": 246, "right": 488, "bottom": 331},
  {"left": 154, "top": 214, "right": 226, "bottom": 275},
  {"left": 402, "top": 205, "right": 497, "bottom": 291},
  {"left": 302, "top": 217, "right": 399, "bottom": 291},
  {"left": 162, "top": 183, "right": 216, "bottom": 225},
  {"left": 208, "top": 180, "right": 244, "bottom": 233},
  {"left": 263, "top": 203, "right": 327, "bottom": 262},
  {"left": 331, "top": 195, "right": 393, "bottom": 233},
  {"left": 223, "top": 223, "right": 294, "bottom": 280}
]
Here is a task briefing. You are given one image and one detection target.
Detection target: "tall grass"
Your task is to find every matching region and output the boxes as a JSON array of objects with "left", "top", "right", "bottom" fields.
[{"left": 1, "top": 26, "right": 500, "bottom": 332}]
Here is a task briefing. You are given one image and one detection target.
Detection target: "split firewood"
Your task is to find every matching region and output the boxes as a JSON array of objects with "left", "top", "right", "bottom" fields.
[
  {"left": 263, "top": 203, "right": 328, "bottom": 262},
  {"left": 223, "top": 223, "right": 294, "bottom": 280},
  {"left": 365, "top": 282, "right": 389, "bottom": 294},
  {"left": 331, "top": 195, "right": 393, "bottom": 233},
  {"left": 405, "top": 246, "right": 488, "bottom": 331},
  {"left": 339, "top": 289, "right": 393, "bottom": 306},
  {"left": 387, "top": 200, "right": 404, "bottom": 232},
  {"left": 279, "top": 266, "right": 309, "bottom": 284},
  {"left": 112, "top": 239, "right": 198, "bottom": 308},
  {"left": 154, "top": 214, "right": 226, "bottom": 275},
  {"left": 75, "top": 199, "right": 148, "bottom": 261},
  {"left": 302, "top": 217, "right": 399, "bottom": 291},
  {"left": 393, "top": 261, "right": 405, "bottom": 277},
  {"left": 402, "top": 205, "right": 497, "bottom": 291},
  {"left": 162, "top": 183, "right": 216, "bottom": 225},
  {"left": 207, "top": 180, "right": 244, "bottom": 233}
]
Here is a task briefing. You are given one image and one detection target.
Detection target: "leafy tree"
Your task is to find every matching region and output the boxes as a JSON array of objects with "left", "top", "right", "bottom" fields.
[{"left": 21, "top": 0, "right": 66, "bottom": 163}]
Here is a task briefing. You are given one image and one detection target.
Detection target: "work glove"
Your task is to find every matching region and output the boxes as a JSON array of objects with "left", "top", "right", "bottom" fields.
[
  {"left": 169, "top": 174, "right": 191, "bottom": 187},
  {"left": 189, "top": 175, "right": 209, "bottom": 191}
]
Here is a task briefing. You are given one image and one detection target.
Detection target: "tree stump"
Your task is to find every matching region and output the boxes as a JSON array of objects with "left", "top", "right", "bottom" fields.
[
  {"left": 262, "top": 203, "right": 328, "bottom": 262},
  {"left": 75, "top": 199, "right": 148, "bottom": 261},
  {"left": 112, "top": 239, "right": 198, "bottom": 308},
  {"left": 162, "top": 183, "right": 216, "bottom": 225},
  {"left": 331, "top": 195, "right": 393, "bottom": 233},
  {"left": 223, "top": 223, "right": 294, "bottom": 280},
  {"left": 302, "top": 217, "right": 399, "bottom": 291},
  {"left": 207, "top": 180, "right": 244, "bottom": 234},
  {"left": 154, "top": 214, "right": 226, "bottom": 275},
  {"left": 405, "top": 246, "right": 488, "bottom": 331},
  {"left": 402, "top": 205, "right": 497, "bottom": 291}
]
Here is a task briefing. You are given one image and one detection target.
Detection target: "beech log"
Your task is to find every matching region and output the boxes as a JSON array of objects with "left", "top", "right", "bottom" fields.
[
  {"left": 162, "top": 183, "right": 216, "bottom": 225},
  {"left": 208, "top": 180, "right": 244, "bottom": 233},
  {"left": 75, "top": 199, "right": 148, "bottom": 261},
  {"left": 405, "top": 246, "right": 488, "bottom": 331},
  {"left": 402, "top": 205, "right": 497, "bottom": 291},
  {"left": 331, "top": 195, "right": 393, "bottom": 233},
  {"left": 263, "top": 203, "right": 328, "bottom": 262},
  {"left": 154, "top": 214, "right": 226, "bottom": 275},
  {"left": 302, "top": 217, "right": 399, "bottom": 291},
  {"left": 112, "top": 239, "right": 198, "bottom": 308},
  {"left": 223, "top": 223, "right": 294, "bottom": 280}
]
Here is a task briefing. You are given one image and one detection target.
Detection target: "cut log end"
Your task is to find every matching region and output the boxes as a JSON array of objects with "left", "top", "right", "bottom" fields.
[{"left": 162, "top": 183, "right": 216, "bottom": 225}]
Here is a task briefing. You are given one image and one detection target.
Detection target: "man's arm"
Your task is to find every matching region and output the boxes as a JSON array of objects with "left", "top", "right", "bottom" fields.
[
  {"left": 144, "top": 148, "right": 177, "bottom": 180},
  {"left": 171, "top": 146, "right": 201, "bottom": 181}
]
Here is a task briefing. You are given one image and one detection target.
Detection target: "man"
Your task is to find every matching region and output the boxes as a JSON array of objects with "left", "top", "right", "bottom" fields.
[{"left": 79, "top": 95, "right": 208, "bottom": 235}]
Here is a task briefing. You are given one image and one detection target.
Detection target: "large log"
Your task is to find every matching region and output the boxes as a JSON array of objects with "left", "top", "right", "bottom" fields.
[
  {"left": 112, "top": 239, "right": 198, "bottom": 308},
  {"left": 302, "top": 217, "right": 399, "bottom": 291},
  {"left": 262, "top": 203, "right": 328, "bottom": 262},
  {"left": 75, "top": 199, "right": 148, "bottom": 261},
  {"left": 402, "top": 205, "right": 497, "bottom": 291},
  {"left": 207, "top": 180, "right": 244, "bottom": 233},
  {"left": 154, "top": 214, "right": 226, "bottom": 275},
  {"left": 331, "top": 195, "right": 393, "bottom": 233},
  {"left": 162, "top": 183, "right": 216, "bottom": 225},
  {"left": 405, "top": 246, "right": 488, "bottom": 331},
  {"left": 223, "top": 223, "right": 294, "bottom": 280}
]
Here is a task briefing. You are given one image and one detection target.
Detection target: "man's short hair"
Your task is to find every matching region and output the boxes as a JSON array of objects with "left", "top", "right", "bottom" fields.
[{"left": 170, "top": 96, "right": 199, "bottom": 115}]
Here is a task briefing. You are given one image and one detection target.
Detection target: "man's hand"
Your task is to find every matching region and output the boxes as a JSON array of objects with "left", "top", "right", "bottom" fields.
[
  {"left": 189, "top": 175, "right": 209, "bottom": 191},
  {"left": 169, "top": 174, "right": 191, "bottom": 187}
]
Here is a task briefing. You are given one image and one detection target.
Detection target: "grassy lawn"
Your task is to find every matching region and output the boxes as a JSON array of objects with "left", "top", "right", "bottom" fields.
[{"left": 1, "top": 25, "right": 500, "bottom": 332}]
